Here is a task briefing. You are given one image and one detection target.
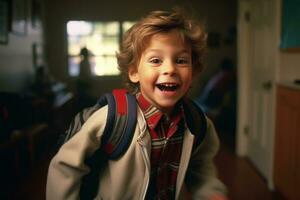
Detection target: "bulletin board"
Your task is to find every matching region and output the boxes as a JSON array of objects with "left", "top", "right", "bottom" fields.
[{"left": 280, "top": 0, "right": 300, "bottom": 50}]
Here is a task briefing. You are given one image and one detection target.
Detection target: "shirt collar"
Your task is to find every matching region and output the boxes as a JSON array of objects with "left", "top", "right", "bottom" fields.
[{"left": 136, "top": 92, "right": 184, "bottom": 130}]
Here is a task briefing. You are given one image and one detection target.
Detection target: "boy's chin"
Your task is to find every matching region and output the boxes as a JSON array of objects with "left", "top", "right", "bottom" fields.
[{"left": 155, "top": 101, "right": 177, "bottom": 113}]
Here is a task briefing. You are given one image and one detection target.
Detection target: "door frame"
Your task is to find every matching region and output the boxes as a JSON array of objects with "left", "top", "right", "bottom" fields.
[{"left": 236, "top": 0, "right": 281, "bottom": 190}]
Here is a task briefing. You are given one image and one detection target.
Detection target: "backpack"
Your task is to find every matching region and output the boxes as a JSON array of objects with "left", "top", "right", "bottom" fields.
[{"left": 58, "top": 89, "right": 207, "bottom": 199}]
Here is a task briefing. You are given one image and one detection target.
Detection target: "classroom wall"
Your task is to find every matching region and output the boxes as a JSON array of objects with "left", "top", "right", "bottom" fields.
[
  {"left": 0, "top": 11, "right": 43, "bottom": 93},
  {"left": 279, "top": 53, "right": 300, "bottom": 82}
]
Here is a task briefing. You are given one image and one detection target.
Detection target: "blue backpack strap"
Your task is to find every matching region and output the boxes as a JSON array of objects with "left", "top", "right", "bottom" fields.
[
  {"left": 101, "top": 89, "right": 137, "bottom": 160},
  {"left": 79, "top": 89, "right": 137, "bottom": 199},
  {"left": 183, "top": 98, "right": 207, "bottom": 148},
  {"left": 60, "top": 89, "right": 137, "bottom": 160}
]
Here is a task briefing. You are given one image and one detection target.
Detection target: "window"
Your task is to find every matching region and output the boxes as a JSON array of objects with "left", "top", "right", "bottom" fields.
[{"left": 67, "top": 21, "right": 135, "bottom": 77}]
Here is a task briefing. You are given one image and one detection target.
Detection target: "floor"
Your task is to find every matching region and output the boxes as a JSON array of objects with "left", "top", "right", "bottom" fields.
[
  {"left": 215, "top": 143, "right": 285, "bottom": 200},
  {"left": 11, "top": 141, "right": 285, "bottom": 200}
]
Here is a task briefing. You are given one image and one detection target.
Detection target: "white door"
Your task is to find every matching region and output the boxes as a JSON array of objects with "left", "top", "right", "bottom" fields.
[{"left": 245, "top": 0, "right": 278, "bottom": 189}]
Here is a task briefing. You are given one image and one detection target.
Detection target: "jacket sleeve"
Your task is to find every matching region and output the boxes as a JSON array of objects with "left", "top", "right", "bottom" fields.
[
  {"left": 46, "top": 106, "right": 108, "bottom": 200},
  {"left": 185, "top": 117, "right": 227, "bottom": 199}
]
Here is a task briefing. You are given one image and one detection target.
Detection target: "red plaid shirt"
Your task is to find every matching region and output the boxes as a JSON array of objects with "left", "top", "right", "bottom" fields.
[{"left": 136, "top": 93, "right": 185, "bottom": 200}]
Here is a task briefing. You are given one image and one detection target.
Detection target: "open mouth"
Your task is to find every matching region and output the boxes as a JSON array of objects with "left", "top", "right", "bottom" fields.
[{"left": 156, "top": 83, "right": 179, "bottom": 91}]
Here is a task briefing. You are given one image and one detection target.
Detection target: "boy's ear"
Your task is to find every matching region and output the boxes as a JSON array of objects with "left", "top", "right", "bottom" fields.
[{"left": 128, "top": 67, "right": 139, "bottom": 83}]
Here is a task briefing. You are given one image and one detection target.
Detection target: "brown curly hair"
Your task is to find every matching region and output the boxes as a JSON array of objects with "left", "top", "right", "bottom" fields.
[{"left": 116, "top": 8, "right": 207, "bottom": 93}]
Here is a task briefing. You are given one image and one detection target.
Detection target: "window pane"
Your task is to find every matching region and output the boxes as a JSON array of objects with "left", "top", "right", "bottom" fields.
[
  {"left": 122, "top": 21, "right": 136, "bottom": 33},
  {"left": 94, "top": 22, "right": 119, "bottom": 36},
  {"left": 67, "top": 21, "right": 129, "bottom": 77},
  {"left": 94, "top": 56, "right": 120, "bottom": 76},
  {"left": 67, "top": 21, "right": 93, "bottom": 36},
  {"left": 68, "top": 56, "right": 81, "bottom": 76},
  {"left": 68, "top": 36, "right": 87, "bottom": 55},
  {"left": 87, "top": 37, "right": 118, "bottom": 55}
]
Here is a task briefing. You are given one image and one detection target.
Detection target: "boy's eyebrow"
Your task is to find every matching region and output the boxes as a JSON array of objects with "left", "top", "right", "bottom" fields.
[{"left": 144, "top": 48, "right": 191, "bottom": 55}]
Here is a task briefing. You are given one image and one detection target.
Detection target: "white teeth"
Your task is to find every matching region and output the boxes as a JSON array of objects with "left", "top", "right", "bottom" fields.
[
  {"left": 156, "top": 83, "right": 179, "bottom": 91},
  {"left": 159, "top": 83, "right": 177, "bottom": 87}
]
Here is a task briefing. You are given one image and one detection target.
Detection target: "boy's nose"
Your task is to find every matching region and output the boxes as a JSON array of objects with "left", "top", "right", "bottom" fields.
[{"left": 162, "top": 61, "right": 176, "bottom": 75}]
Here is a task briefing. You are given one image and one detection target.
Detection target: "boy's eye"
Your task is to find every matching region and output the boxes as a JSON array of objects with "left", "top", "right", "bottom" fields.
[
  {"left": 149, "top": 58, "right": 161, "bottom": 64},
  {"left": 176, "top": 58, "right": 189, "bottom": 64}
]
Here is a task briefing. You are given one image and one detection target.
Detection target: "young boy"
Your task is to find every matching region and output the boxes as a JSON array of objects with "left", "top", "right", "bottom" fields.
[{"left": 47, "top": 9, "right": 227, "bottom": 200}]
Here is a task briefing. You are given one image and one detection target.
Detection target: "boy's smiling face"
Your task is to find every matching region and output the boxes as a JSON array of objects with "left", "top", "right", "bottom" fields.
[{"left": 129, "top": 30, "right": 193, "bottom": 114}]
